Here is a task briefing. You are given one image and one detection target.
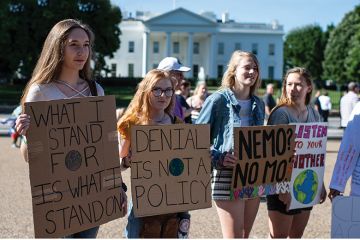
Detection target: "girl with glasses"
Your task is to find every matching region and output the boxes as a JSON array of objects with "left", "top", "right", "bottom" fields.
[{"left": 117, "top": 69, "right": 185, "bottom": 238}]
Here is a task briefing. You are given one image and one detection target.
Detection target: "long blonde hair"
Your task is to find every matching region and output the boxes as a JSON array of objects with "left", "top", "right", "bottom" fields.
[
  {"left": 118, "top": 69, "right": 175, "bottom": 139},
  {"left": 221, "top": 50, "right": 261, "bottom": 95},
  {"left": 20, "top": 19, "right": 95, "bottom": 109},
  {"left": 278, "top": 67, "right": 313, "bottom": 107}
]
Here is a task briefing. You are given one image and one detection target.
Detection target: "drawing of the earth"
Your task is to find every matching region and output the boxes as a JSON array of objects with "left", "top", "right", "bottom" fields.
[
  {"left": 293, "top": 169, "right": 318, "bottom": 204},
  {"left": 169, "top": 158, "right": 184, "bottom": 176}
]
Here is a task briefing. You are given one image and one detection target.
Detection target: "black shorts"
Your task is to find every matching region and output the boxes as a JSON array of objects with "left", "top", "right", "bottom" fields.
[{"left": 266, "top": 194, "right": 312, "bottom": 215}]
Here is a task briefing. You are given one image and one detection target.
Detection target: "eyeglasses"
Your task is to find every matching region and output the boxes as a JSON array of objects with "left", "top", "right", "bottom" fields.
[{"left": 151, "top": 87, "right": 174, "bottom": 97}]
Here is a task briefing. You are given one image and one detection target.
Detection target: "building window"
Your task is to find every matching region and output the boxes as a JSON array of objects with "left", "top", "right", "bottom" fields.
[
  {"left": 128, "top": 63, "right": 134, "bottom": 77},
  {"left": 218, "top": 42, "right": 224, "bottom": 55},
  {"left": 153, "top": 63, "right": 158, "bottom": 69},
  {"left": 153, "top": 41, "right": 159, "bottom": 53},
  {"left": 269, "top": 44, "right": 275, "bottom": 56},
  {"left": 193, "top": 42, "right": 200, "bottom": 54},
  {"left": 235, "top": 42, "right": 241, "bottom": 51},
  {"left": 193, "top": 64, "right": 199, "bottom": 78},
  {"left": 252, "top": 43, "right": 258, "bottom": 55},
  {"left": 217, "top": 65, "right": 224, "bottom": 78},
  {"left": 268, "top": 66, "right": 274, "bottom": 80},
  {"left": 111, "top": 63, "right": 117, "bottom": 77},
  {"left": 173, "top": 42, "right": 179, "bottom": 54},
  {"left": 128, "top": 41, "right": 134, "bottom": 53}
]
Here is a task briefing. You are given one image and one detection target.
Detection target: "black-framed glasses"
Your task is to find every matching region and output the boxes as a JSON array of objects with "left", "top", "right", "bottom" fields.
[{"left": 151, "top": 87, "right": 174, "bottom": 97}]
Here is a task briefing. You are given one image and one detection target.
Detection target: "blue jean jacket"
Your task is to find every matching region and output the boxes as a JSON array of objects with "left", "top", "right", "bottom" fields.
[{"left": 196, "top": 88, "right": 265, "bottom": 169}]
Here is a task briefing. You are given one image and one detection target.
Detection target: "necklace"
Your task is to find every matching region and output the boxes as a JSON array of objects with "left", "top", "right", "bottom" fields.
[
  {"left": 294, "top": 106, "right": 308, "bottom": 120},
  {"left": 55, "top": 79, "right": 89, "bottom": 98}
]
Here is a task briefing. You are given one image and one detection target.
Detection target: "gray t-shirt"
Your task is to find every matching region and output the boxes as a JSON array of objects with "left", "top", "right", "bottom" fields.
[{"left": 268, "top": 105, "right": 321, "bottom": 125}]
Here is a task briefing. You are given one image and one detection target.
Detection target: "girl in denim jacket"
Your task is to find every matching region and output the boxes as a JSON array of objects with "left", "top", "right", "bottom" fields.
[{"left": 196, "top": 51, "right": 264, "bottom": 238}]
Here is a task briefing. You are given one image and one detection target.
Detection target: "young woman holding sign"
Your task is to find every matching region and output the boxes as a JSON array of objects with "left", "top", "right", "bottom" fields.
[
  {"left": 196, "top": 51, "right": 265, "bottom": 238},
  {"left": 118, "top": 69, "right": 189, "bottom": 238},
  {"left": 15, "top": 19, "right": 126, "bottom": 238},
  {"left": 266, "top": 67, "right": 327, "bottom": 238}
]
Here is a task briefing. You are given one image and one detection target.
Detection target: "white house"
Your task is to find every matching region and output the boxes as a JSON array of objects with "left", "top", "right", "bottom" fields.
[{"left": 105, "top": 7, "right": 284, "bottom": 80}]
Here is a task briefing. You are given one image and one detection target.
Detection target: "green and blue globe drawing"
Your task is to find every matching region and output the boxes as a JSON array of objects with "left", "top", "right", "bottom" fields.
[
  {"left": 293, "top": 169, "right": 318, "bottom": 204},
  {"left": 169, "top": 158, "right": 184, "bottom": 176}
]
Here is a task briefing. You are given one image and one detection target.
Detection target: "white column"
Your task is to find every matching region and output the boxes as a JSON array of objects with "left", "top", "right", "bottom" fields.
[
  {"left": 142, "top": 31, "right": 149, "bottom": 77},
  {"left": 166, "top": 32, "right": 171, "bottom": 57},
  {"left": 187, "top": 32, "right": 193, "bottom": 78},
  {"left": 208, "top": 33, "right": 216, "bottom": 78}
]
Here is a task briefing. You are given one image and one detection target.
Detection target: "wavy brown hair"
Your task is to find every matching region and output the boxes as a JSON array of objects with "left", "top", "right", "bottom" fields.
[
  {"left": 20, "top": 19, "right": 95, "bottom": 109},
  {"left": 277, "top": 67, "right": 313, "bottom": 107},
  {"left": 118, "top": 69, "right": 175, "bottom": 139},
  {"left": 221, "top": 50, "right": 261, "bottom": 95}
]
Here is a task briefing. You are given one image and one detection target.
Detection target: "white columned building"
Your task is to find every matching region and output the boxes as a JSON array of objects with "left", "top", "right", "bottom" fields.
[{"left": 105, "top": 8, "right": 284, "bottom": 81}]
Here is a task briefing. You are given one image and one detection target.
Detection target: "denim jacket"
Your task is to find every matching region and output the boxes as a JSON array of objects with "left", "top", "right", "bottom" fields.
[{"left": 196, "top": 88, "right": 265, "bottom": 169}]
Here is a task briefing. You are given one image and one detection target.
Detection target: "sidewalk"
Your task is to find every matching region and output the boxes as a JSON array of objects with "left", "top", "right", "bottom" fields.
[{"left": 0, "top": 114, "right": 344, "bottom": 139}]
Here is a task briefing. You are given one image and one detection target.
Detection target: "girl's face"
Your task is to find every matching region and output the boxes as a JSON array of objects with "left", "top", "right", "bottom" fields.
[
  {"left": 63, "top": 28, "right": 90, "bottom": 72},
  {"left": 234, "top": 56, "right": 258, "bottom": 88},
  {"left": 286, "top": 73, "right": 312, "bottom": 105},
  {"left": 149, "top": 78, "right": 173, "bottom": 112},
  {"left": 198, "top": 84, "right": 208, "bottom": 97}
]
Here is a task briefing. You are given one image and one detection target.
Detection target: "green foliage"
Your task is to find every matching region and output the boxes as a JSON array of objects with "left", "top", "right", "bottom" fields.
[
  {"left": 0, "top": 0, "right": 122, "bottom": 82},
  {"left": 284, "top": 25, "right": 328, "bottom": 81},
  {"left": 323, "top": 5, "right": 360, "bottom": 83}
]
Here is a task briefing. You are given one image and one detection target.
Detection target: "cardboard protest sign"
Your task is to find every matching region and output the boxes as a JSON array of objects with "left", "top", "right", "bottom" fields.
[
  {"left": 231, "top": 125, "right": 296, "bottom": 199},
  {"left": 331, "top": 196, "right": 360, "bottom": 238},
  {"left": 130, "top": 124, "right": 211, "bottom": 217},
  {"left": 289, "top": 122, "right": 327, "bottom": 210},
  {"left": 25, "top": 96, "right": 125, "bottom": 238}
]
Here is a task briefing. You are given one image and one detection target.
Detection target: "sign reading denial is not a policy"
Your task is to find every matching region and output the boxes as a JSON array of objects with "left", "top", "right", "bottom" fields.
[
  {"left": 131, "top": 124, "right": 211, "bottom": 217},
  {"left": 231, "top": 125, "right": 296, "bottom": 199},
  {"left": 25, "top": 96, "right": 125, "bottom": 238}
]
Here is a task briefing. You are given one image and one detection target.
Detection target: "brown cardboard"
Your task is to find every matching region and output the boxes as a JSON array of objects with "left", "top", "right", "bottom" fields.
[
  {"left": 25, "top": 96, "right": 125, "bottom": 238},
  {"left": 231, "top": 125, "right": 296, "bottom": 195},
  {"left": 130, "top": 124, "right": 211, "bottom": 217}
]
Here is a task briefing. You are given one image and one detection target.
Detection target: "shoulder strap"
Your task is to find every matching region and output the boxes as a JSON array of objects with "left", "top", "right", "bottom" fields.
[{"left": 87, "top": 80, "right": 98, "bottom": 96}]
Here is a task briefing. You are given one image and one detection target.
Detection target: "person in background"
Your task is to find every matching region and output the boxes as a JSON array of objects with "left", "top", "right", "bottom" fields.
[
  {"left": 266, "top": 67, "right": 326, "bottom": 238},
  {"left": 329, "top": 101, "right": 360, "bottom": 200},
  {"left": 318, "top": 90, "right": 332, "bottom": 122},
  {"left": 263, "top": 83, "right": 276, "bottom": 119},
  {"left": 157, "top": 57, "right": 192, "bottom": 121},
  {"left": 186, "top": 81, "right": 209, "bottom": 123},
  {"left": 15, "top": 19, "right": 126, "bottom": 238},
  {"left": 177, "top": 80, "right": 192, "bottom": 123},
  {"left": 340, "top": 82, "right": 359, "bottom": 129},
  {"left": 196, "top": 50, "right": 264, "bottom": 238},
  {"left": 312, "top": 90, "right": 323, "bottom": 117},
  {"left": 118, "top": 69, "right": 186, "bottom": 238}
]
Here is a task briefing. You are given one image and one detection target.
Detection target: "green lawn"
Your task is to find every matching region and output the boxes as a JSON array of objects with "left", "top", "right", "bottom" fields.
[{"left": 0, "top": 84, "right": 343, "bottom": 110}]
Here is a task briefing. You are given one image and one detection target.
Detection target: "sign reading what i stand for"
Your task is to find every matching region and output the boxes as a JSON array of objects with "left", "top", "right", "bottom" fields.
[
  {"left": 131, "top": 124, "right": 211, "bottom": 217},
  {"left": 231, "top": 125, "right": 296, "bottom": 199},
  {"left": 25, "top": 96, "right": 125, "bottom": 238}
]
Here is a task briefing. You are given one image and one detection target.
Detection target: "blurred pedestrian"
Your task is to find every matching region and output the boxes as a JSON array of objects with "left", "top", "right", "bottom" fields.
[
  {"left": 318, "top": 90, "right": 332, "bottom": 122},
  {"left": 186, "top": 81, "right": 209, "bottom": 123},
  {"left": 340, "top": 82, "right": 359, "bottom": 128},
  {"left": 263, "top": 83, "right": 276, "bottom": 119}
]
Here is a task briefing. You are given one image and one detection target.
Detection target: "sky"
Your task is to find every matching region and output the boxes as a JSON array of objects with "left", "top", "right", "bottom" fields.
[{"left": 111, "top": 0, "right": 359, "bottom": 33}]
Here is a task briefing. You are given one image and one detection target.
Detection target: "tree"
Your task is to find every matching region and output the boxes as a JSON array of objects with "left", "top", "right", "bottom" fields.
[
  {"left": 284, "top": 25, "right": 327, "bottom": 81},
  {"left": 0, "top": 0, "right": 122, "bottom": 82},
  {"left": 322, "top": 5, "right": 360, "bottom": 84}
]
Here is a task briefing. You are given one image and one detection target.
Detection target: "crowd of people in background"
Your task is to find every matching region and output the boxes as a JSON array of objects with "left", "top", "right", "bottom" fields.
[{"left": 9, "top": 18, "right": 360, "bottom": 239}]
